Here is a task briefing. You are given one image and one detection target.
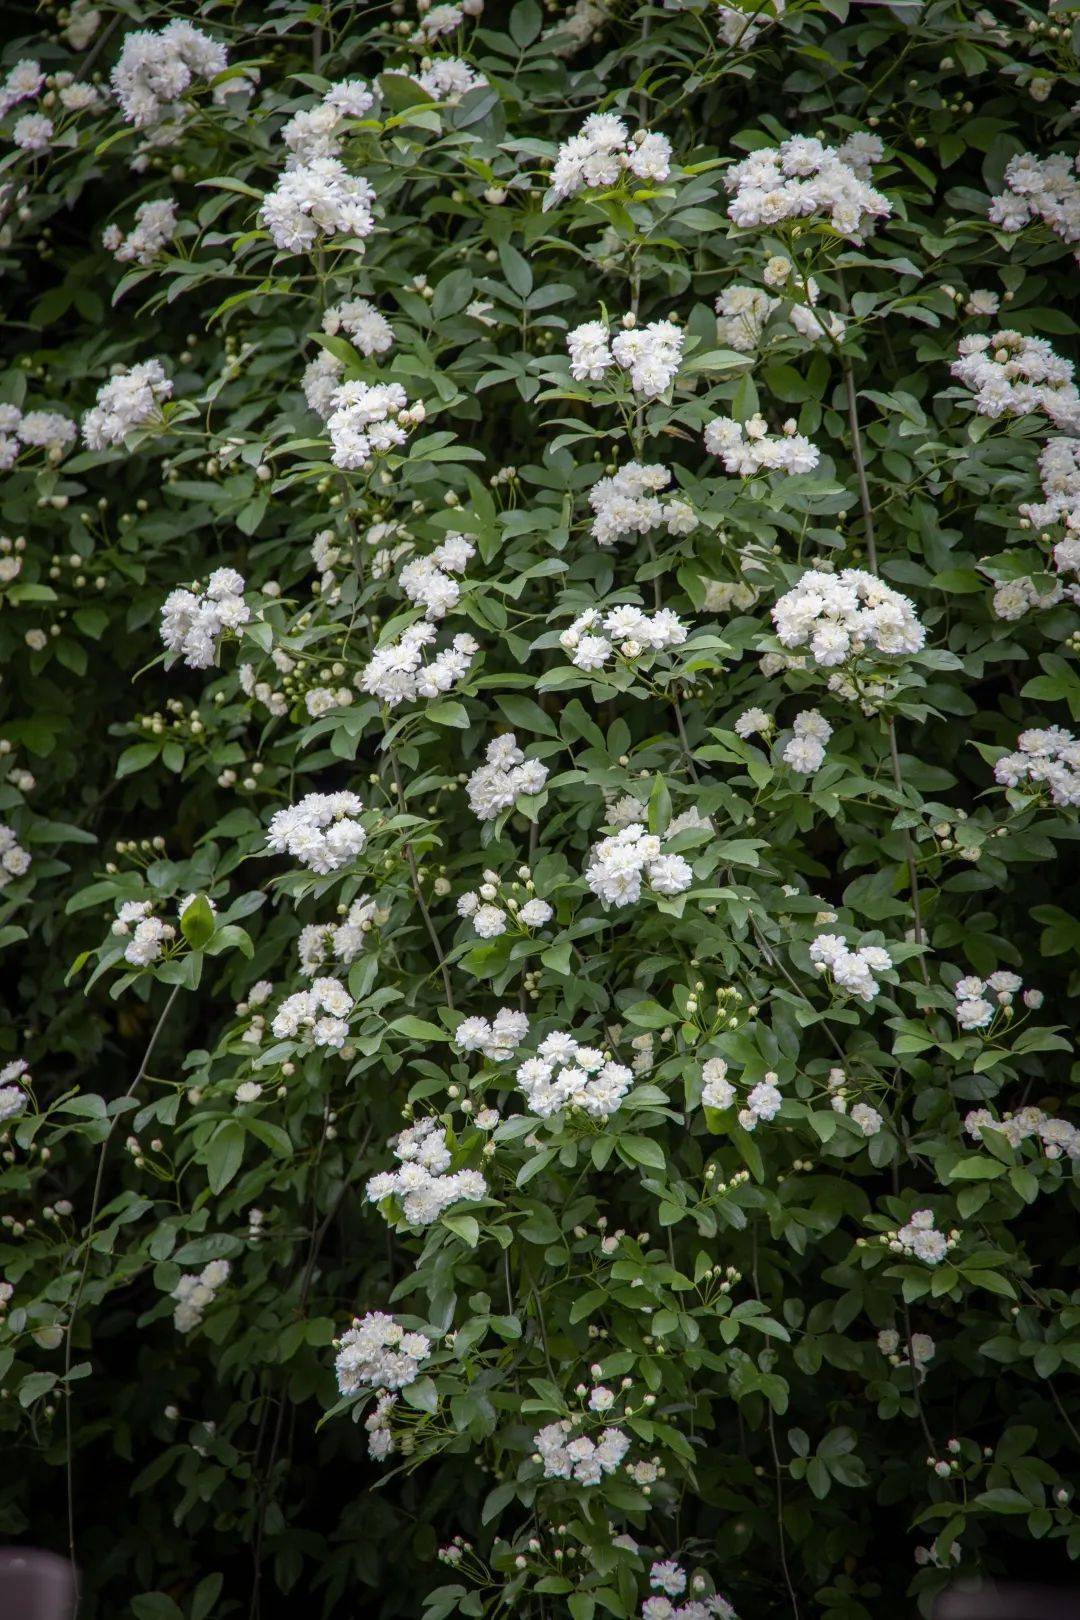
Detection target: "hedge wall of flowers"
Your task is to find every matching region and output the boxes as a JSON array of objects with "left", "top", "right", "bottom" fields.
[{"left": 1, "top": 1, "right": 1080, "bottom": 1617}]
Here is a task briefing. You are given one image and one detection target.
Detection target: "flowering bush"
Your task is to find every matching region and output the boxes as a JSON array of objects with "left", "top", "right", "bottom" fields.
[{"left": 2, "top": 2, "right": 1080, "bottom": 1616}]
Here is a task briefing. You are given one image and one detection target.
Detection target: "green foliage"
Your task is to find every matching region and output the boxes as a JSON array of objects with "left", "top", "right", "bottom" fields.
[{"left": 0, "top": 2, "right": 1079, "bottom": 1618}]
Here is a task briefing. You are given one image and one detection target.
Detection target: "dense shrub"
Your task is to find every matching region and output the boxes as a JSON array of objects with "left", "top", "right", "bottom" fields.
[{"left": 1, "top": 1, "right": 1080, "bottom": 1616}]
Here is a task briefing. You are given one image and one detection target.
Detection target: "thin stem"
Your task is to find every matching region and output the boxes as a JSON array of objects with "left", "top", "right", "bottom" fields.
[
  {"left": 841, "top": 357, "right": 878, "bottom": 575},
  {"left": 388, "top": 748, "right": 455, "bottom": 1009},
  {"left": 767, "top": 1405, "right": 802, "bottom": 1620},
  {"left": 887, "top": 718, "right": 929, "bottom": 981},
  {"left": 841, "top": 336, "right": 929, "bottom": 982},
  {"left": 64, "top": 982, "right": 182, "bottom": 1574}
]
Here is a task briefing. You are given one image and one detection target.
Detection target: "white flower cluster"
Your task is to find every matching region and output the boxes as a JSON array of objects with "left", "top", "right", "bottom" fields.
[
  {"left": 160, "top": 567, "right": 249, "bottom": 670},
  {"left": 994, "top": 725, "right": 1080, "bottom": 807},
  {"left": 302, "top": 351, "right": 345, "bottom": 419},
  {"left": 334, "top": 1311, "right": 432, "bottom": 1395},
  {"left": 271, "top": 975, "right": 354, "bottom": 1048},
  {"left": 952, "top": 969, "right": 1033, "bottom": 1031},
  {"left": 515, "top": 1030, "right": 634, "bottom": 1119},
  {"left": 237, "top": 653, "right": 294, "bottom": 719},
  {"left": 360, "top": 623, "right": 477, "bottom": 707},
  {"left": 457, "top": 870, "right": 553, "bottom": 937},
  {"left": 454, "top": 1007, "right": 529, "bottom": 1062},
  {"left": 705, "top": 413, "right": 820, "bottom": 476},
  {"left": 991, "top": 573, "right": 1066, "bottom": 622},
  {"left": 298, "top": 896, "right": 387, "bottom": 975},
  {"left": 111, "top": 21, "right": 227, "bottom": 128},
  {"left": 412, "top": 58, "right": 488, "bottom": 101},
  {"left": 585, "top": 822, "right": 693, "bottom": 908},
  {"left": 735, "top": 1071, "right": 783, "bottom": 1132},
  {"left": 465, "top": 732, "right": 549, "bottom": 820},
  {"left": 414, "top": 0, "right": 484, "bottom": 42},
  {"left": 951, "top": 331, "right": 1080, "bottom": 432},
  {"left": 714, "top": 276, "right": 843, "bottom": 352},
  {"left": 723, "top": 133, "right": 890, "bottom": 241},
  {"left": 587, "top": 461, "right": 696, "bottom": 548},
  {"left": 280, "top": 79, "right": 378, "bottom": 164},
  {"left": 809, "top": 933, "right": 892, "bottom": 1002},
  {"left": 326, "top": 380, "right": 423, "bottom": 470},
  {"left": 365, "top": 1116, "right": 487, "bottom": 1227},
  {"left": 534, "top": 1419, "right": 630, "bottom": 1484},
  {"left": 81, "top": 359, "right": 172, "bottom": 450},
  {"left": 172, "top": 1259, "right": 229, "bottom": 1332},
  {"left": 877, "top": 1328, "right": 935, "bottom": 1371},
  {"left": 643, "top": 1558, "right": 737, "bottom": 1619},
  {"left": 965, "top": 1104, "right": 1080, "bottom": 1162},
  {"left": 0, "top": 1059, "right": 29, "bottom": 1124},
  {"left": 1020, "top": 436, "right": 1080, "bottom": 535},
  {"left": 546, "top": 112, "right": 671, "bottom": 205},
  {"left": 715, "top": 284, "right": 776, "bottom": 352},
  {"left": 0, "top": 59, "right": 43, "bottom": 117},
  {"left": 398, "top": 533, "right": 474, "bottom": 620},
  {"left": 112, "top": 900, "right": 175, "bottom": 967},
  {"left": 266, "top": 791, "right": 367, "bottom": 874},
  {"left": 567, "top": 317, "right": 684, "bottom": 398},
  {"left": 0, "top": 823, "right": 30, "bottom": 889},
  {"left": 781, "top": 709, "right": 832, "bottom": 774},
  {"left": 0, "top": 404, "right": 76, "bottom": 469},
  {"left": 322, "top": 296, "right": 394, "bottom": 356},
  {"left": 560, "top": 603, "right": 688, "bottom": 672},
  {"left": 260, "top": 158, "right": 376, "bottom": 254},
  {"left": 988, "top": 151, "right": 1080, "bottom": 263},
  {"left": 102, "top": 198, "right": 178, "bottom": 265},
  {"left": 890, "top": 1209, "right": 953, "bottom": 1267},
  {"left": 701, "top": 1056, "right": 735, "bottom": 1110},
  {"left": 772, "top": 567, "right": 926, "bottom": 666}
]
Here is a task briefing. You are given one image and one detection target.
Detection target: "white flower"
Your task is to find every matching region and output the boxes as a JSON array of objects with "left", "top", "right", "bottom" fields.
[
  {"left": 518, "top": 898, "right": 553, "bottom": 928},
  {"left": 266, "top": 791, "right": 367, "bottom": 874},
  {"left": 111, "top": 21, "right": 227, "bottom": 128},
  {"left": 584, "top": 822, "right": 692, "bottom": 908},
  {"left": 772, "top": 567, "right": 925, "bottom": 667},
  {"left": 82, "top": 359, "right": 172, "bottom": 449},
  {"left": 322, "top": 296, "right": 394, "bottom": 355},
  {"left": 335, "top": 1311, "right": 432, "bottom": 1396},
  {"left": 13, "top": 114, "right": 53, "bottom": 152},
  {"left": 587, "top": 461, "right": 695, "bottom": 548},
  {"left": 705, "top": 413, "right": 820, "bottom": 477},
  {"left": 160, "top": 567, "right": 249, "bottom": 670},
  {"left": 724, "top": 133, "right": 890, "bottom": 242},
  {"left": 413, "top": 57, "right": 488, "bottom": 101},
  {"left": 894, "top": 1210, "right": 950, "bottom": 1266},
  {"left": 850, "top": 1103, "right": 883, "bottom": 1136},
  {"left": 546, "top": 113, "right": 671, "bottom": 206},
  {"left": 952, "top": 329, "right": 1080, "bottom": 433},
  {"left": 988, "top": 151, "right": 1080, "bottom": 263},
  {"left": 366, "top": 1117, "right": 486, "bottom": 1227},
  {"left": 650, "top": 1562, "right": 687, "bottom": 1597},
  {"left": 994, "top": 725, "right": 1080, "bottom": 807},
  {"left": 360, "top": 624, "right": 478, "bottom": 708},
  {"left": 271, "top": 977, "right": 354, "bottom": 1047},
  {"left": 104, "top": 197, "right": 179, "bottom": 265},
  {"left": 172, "top": 1259, "right": 229, "bottom": 1332},
  {"left": 260, "top": 158, "right": 376, "bottom": 254},
  {"left": 534, "top": 1419, "right": 631, "bottom": 1482},
  {"left": 809, "top": 933, "right": 892, "bottom": 1002},
  {"left": 956, "top": 997, "right": 994, "bottom": 1031},
  {"left": 568, "top": 317, "right": 683, "bottom": 398}
]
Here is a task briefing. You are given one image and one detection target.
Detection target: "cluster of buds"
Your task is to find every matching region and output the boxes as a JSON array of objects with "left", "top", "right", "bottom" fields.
[{"left": 703, "top": 1165, "right": 752, "bottom": 1198}]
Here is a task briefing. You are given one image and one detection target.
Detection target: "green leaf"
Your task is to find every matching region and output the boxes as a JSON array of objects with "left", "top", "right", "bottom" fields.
[
  {"left": 180, "top": 895, "right": 216, "bottom": 950},
  {"left": 205, "top": 1121, "right": 244, "bottom": 1194}
]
